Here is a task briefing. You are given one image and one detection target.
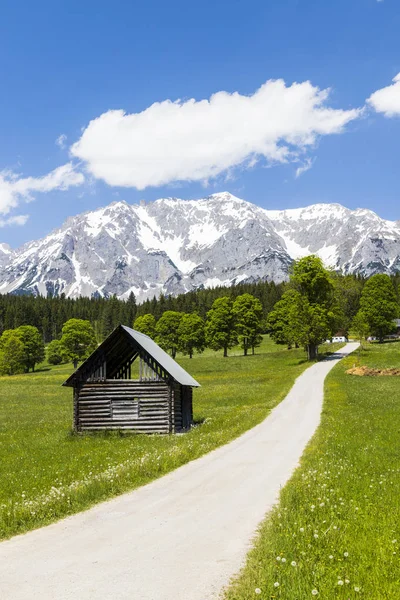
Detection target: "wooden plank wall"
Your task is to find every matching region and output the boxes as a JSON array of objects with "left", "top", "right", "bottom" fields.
[
  {"left": 172, "top": 383, "right": 183, "bottom": 433},
  {"left": 76, "top": 380, "right": 170, "bottom": 433}
]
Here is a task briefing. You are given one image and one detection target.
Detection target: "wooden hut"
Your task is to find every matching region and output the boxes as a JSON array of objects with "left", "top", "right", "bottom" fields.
[{"left": 62, "top": 325, "right": 200, "bottom": 434}]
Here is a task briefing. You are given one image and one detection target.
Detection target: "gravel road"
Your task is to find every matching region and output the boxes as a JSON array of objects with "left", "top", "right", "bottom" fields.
[{"left": 0, "top": 343, "right": 358, "bottom": 600}]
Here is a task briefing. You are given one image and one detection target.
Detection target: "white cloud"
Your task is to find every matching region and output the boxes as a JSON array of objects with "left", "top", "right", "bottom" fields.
[
  {"left": 0, "top": 215, "right": 29, "bottom": 227},
  {"left": 367, "top": 73, "right": 400, "bottom": 116},
  {"left": 295, "top": 157, "right": 315, "bottom": 178},
  {"left": 71, "top": 78, "right": 361, "bottom": 190},
  {"left": 56, "top": 134, "right": 67, "bottom": 149},
  {"left": 0, "top": 162, "right": 85, "bottom": 216}
]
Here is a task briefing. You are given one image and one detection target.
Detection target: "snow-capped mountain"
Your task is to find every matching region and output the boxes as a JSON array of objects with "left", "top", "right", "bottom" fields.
[
  {"left": 1, "top": 192, "right": 399, "bottom": 301},
  {"left": 0, "top": 243, "right": 13, "bottom": 269}
]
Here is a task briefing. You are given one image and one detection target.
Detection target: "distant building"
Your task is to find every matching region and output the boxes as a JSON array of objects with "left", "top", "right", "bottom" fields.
[{"left": 394, "top": 319, "right": 400, "bottom": 335}]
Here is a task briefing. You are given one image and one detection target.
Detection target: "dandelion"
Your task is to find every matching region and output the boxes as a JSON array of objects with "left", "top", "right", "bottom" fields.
[
  {"left": 354, "top": 586, "right": 360, "bottom": 592},
  {"left": 344, "top": 551, "right": 349, "bottom": 557},
  {"left": 345, "top": 579, "right": 350, "bottom": 584},
  {"left": 291, "top": 561, "right": 297, "bottom": 567},
  {"left": 276, "top": 556, "right": 281, "bottom": 561},
  {"left": 314, "top": 534, "right": 319, "bottom": 539},
  {"left": 300, "top": 527, "right": 304, "bottom": 532},
  {"left": 255, "top": 589, "right": 261, "bottom": 595},
  {"left": 329, "top": 555, "right": 334, "bottom": 559},
  {"left": 311, "top": 590, "right": 318, "bottom": 596},
  {"left": 281, "top": 557, "right": 286, "bottom": 563},
  {"left": 392, "top": 539, "right": 397, "bottom": 544},
  {"left": 274, "top": 582, "right": 280, "bottom": 588},
  {"left": 338, "top": 580, "right": 344, "bottom": 586}
]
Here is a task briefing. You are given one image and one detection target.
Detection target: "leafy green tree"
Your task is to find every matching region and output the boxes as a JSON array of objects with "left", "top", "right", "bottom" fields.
[
  {"left": 291, "top": 296, "right": 332, "bottom": 359},
  {"left": 14, "top": 325, "right": 45, "bottom": 372},
  {"left": 332, "top": 274, "right": 363, "bottom": 334},
  {"left": 291, "top": 255, "right": 335, "bottom": 307},
  {"left": 133, "top": 314, "right": 157, "bottom": 339},
  {"left": 178, "top": 313, "right": 205, "bottom": 358},
  {"left": 232, "top": 293, "right": 263, "bottom": 355},
  {"left": 47, "top": 340, "right": 67, "bottom": 365},
  {"left": 351, "top": 310, "right": 370, "bottom": 357},
  {"left": 60, "top": 319, "right": 97, "bottom": 368},
  {"left": 205, "top": 297, "right": 237, "bottom": 357},
  {"left": 155, "top": 311, "right": 183, "bottom": 358},
  {"left": 266, "top": 289, "right": 300, "bottom": 349},
  {"left": 359, "top": 274, "right": 398, "bottom": 342},
  {"left": 0, "top": 333, "right": 25, "bottom": 375},
  {"left": 268, "top": 257, "right": 339, "bottom": 359}
]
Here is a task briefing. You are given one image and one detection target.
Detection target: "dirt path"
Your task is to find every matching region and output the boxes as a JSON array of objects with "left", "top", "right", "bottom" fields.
[{"left": 0, "top": 343, "right": 358, "bottom": 600}]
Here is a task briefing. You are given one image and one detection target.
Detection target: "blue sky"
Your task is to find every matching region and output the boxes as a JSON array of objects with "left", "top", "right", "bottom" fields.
[{"left": 1, "top": 0, "right": 400, "bottom": 247}]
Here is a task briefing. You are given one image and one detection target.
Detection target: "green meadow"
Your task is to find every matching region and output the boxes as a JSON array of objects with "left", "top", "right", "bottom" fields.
[
  {"left": 224, "top": 341, "right": 400, "bottom": 600},
  {"left": 0, "top": 337, "right": 339, "bottom": 540}
]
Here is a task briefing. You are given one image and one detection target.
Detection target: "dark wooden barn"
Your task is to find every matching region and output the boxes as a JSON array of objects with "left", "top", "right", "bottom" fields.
[{"left": 63, "top": 325, "right": 200, "bottom": 434}]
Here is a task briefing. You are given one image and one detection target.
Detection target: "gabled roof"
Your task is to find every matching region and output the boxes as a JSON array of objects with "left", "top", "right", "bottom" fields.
[
  {"left": 63, "top": 324, "right": 200, "bottom": 388},
  {"left": 121, "top": 326, "right": 200, "bottom": 387}
]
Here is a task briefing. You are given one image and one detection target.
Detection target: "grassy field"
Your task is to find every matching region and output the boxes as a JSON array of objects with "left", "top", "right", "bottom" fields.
[
  {"left": 224, "top": 341, "right": 400, "bottom": 600},
  {"left": 0, "top": 337, "right": 341, "bottom": 540}
]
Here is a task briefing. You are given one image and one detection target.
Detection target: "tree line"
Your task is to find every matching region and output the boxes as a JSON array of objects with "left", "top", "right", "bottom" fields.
[
  {"left": 134, "top": 292, "right": 264, "bottom": 358},
  {"left": 0, "top": 258, "right": 399, "bottom": 374},
  {"left": 0, "top": 292, "right": 265, "bottom": 374},
  {"left": 0, "top": 280, "right": 284, "bottom": 342},
  {"left": 266, "top": 257, "right": 399, "bottom": 359}
]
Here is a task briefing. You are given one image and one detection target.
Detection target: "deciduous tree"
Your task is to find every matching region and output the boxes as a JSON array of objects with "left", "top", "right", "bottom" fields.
[
  {"left": 47, "top": 340, "right": 67, "bottom": 365},
  {"left": 232, "top": 293, "right": 263, "bottom": 355},
  {"left": 359, "top": 274, "right": 398, "bottom": 342},
  {"left": 133, "top": 314, "right": 157, "bottom": 339},
  {"left": 60, "top": 319, "right": 97, "bottom": 368},
  {"left": 205, "top": 297, "right": 237, "bottom": 357},
  {"left": 0, "top": 332, "right": 25, "bottom": 375},
  {"left": 14, "top": 325, "right": 45, "bottom": 372},
  {"left": 268, "top": 256, "right": 339, "bottom": 359},
  {"left": 155, "top": 311, "right": 183, "bottom": 358},
  {"left": 178, "top": 313, "right": 205, "bottom": 358}
]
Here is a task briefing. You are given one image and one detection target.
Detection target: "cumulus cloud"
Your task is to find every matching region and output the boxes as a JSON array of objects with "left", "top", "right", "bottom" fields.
[
  {"left": 0, "top": 162, "right": 85, "bottom": 217},
  {"left": 56, "top": 134, "right": 67, "bottom": 149},
  {"left": 0, "top": 215, "right": 29, "bottom": 227},
  {"left": 71, "top": 78, "right": 361, "bottom": 190},
  {"left": 295, "top": 157, "right": 315, "bottom": 178},
  {"left": 367, "top": 73, "right": 400, "bottom": 116}
]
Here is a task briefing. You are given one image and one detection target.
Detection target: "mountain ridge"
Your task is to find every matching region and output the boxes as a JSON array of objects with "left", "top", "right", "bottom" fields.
[{"left": 1, "top": 192, "right": 399, "bottom": 301}]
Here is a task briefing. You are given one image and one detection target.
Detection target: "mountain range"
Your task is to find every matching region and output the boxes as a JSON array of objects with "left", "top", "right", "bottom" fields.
[{"left": 1, "top": 192, "right": 399, "bottom": 301}]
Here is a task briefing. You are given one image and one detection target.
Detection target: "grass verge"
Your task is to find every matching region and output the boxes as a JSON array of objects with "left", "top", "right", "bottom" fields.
[
  {"left": 223, "top": 341, "right": 400, "bottom": 600},
  {"left": 0, "top": 337, "right": 340, "bottom": 541}
]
